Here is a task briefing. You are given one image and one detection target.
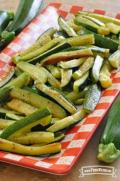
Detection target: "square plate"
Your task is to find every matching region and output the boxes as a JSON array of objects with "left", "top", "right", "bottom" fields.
[{"left": 0, "top": 3, "right": 120, "bottom": 175}]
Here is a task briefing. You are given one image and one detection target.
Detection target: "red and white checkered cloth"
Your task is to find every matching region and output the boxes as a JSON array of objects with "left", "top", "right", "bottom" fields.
[{"left": 0, "top": 3, "right": 120, "bottom": 175}]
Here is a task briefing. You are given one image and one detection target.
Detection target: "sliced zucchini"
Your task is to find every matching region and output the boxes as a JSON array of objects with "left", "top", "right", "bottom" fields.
[
  {"left": 108, "top": 50, "right": 120, "bottom": 68},
  {"left": 0, "top": 119, "right": 15, "bottom": 129},
  {"left": 0, "top": 138, "right": 61, "bottom": 156},
  {"left": 47, "top": 109, "right": 86, "bottom": 132},
  {"left": 41, "top": 49, "right": 93, "bottom": 65},
  {"left": 58, "top": 58, "right": 86, "bottom": 69},
  {"left": 73, "top": 72, "right": 89, "bottom": 92},
  {"left": 65, "top": 34, "right": 95, "bottom": 46},
  {"left": 106, "top": 23, "right": 120, "bottom": 34},
  {"left": 17, "top": 62, "right": 47, "bottom": 83},
  {"left": 0, "top": 108, "right": 51, "bottom": 139},
  {"left": 10, "top": 88, "right": 67, "bottom": 119},
  {"left": 83, "top": 84, "right": 101, "bottom": 113},
  {"left": 7, "top": 99, "right": 37, "bottom": 116},
  {"left": 92, "top": 55, "right": 104, "bottom": 82},
  {"left": 66, "top": 90, "right": 86, "bottom": 102},
  {"left": 13, "top": 38, "right": 62, "bottom": 63},
  {"left": 58, "top": 17, "right": 77, "bottom": 37},
  {"left": 12, "top": 132, "right": 55, "bottom": 145},
  {"left": 74, "top": 98, "right": 84, "bottom": 105},
  {"left": 0, "top": 72, "right": 30, "bottom": 103},
  {"left": 97, "top": 26, "right": 110, "bottom": 36},
  {"left": 73, "top": 57, "right": 94, "bottom": 80},
  {"left": 36, "top": 83, "right": 77, "bottom": 114},
  {"left": 60, "top": 69, "right": 72, "bottom": 87},
  {"left": 99, "top": 62, "right": 112, "bottom": 88},
  {"left": 46, "top": 65, "right": 61, "bottom": 79}
]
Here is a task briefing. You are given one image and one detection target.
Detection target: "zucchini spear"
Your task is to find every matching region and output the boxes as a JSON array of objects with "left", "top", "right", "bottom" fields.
[{"left": 97, "top": 95, "right": 120, "bottom": 163}]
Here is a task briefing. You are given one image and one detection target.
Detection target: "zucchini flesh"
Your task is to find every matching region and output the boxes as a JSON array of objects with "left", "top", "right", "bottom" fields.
[
  {"left": 17, "top": 62, "right": 47, "bottom": 83},
  {"left": 12, "top": 132, "right": 54, "bottom": 145},
  {"left": 66, "top": 90, "right": 86, "bottom": 102},
  {"left": 73, "top": 72, "right": 89, "bottom": 92},
  {"left": 7, "top": 99, "right": 37, "bottom": 116},
  {"left": 92, "top": 55, "right": 104, "bottom": 82},
  {"left": 99, "top": 62, "right": 112, "bottom": 88},
  {"left": 65, "top": 34, "right": 95, "bottom": 46},
  {"left": 0, "top": 119, "right": 15, "bottom": 129},
  {"left": 0, "top": 72, "right": 30, "bottom": 103},
  {"left": 108, "top": 50, "right": 120, "bottom": 68},
  {"left": 42, "top": 49, "right": 93, "bottom": 65},
  {"left": 10, "top": 88, "right": 67, "bottom": 119},
  {"left": 58, "top": 17, "right": 77, "bottom": 37},
  {"left": 60, "top": 69, "right": 72, "bottom": 87},
  {"left": 46, "top": 65, "right": 61, "bottom": 79},
  {"left": 0, "top": 108, "right": 51, "bottom": 139},
  {"left": 106, "top": 23, "right": 120, "bottom": 34},
  {"left": 0, "top": 138, "right": 61, "bottom": 156},
  {"left": 47, "top": 109, "right": 86, "bottom": 132},
  {"left": 73, "top": 57, "right": 94, "bottom": 80},
  {"left": 83, "top": 84, "right": 101, "bottom": 113},
  {"left": 58, "top": 58, "right": 86, "bottom": 69},
  {"left": 97, "top": 95, "right": 120, "bottom": 163},
  {"left": 36, "top": 83, "right": 77, "bottom": 114}
]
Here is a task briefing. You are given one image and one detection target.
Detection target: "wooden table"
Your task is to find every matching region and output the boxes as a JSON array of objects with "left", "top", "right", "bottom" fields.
[{"left": 0, "top": 1, "right": 120, "bottom": 181}]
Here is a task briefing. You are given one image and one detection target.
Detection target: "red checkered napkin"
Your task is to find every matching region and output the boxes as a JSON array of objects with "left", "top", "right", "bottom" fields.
[{"left": 0, "top": 3, "right": 120, "bottom": 175}]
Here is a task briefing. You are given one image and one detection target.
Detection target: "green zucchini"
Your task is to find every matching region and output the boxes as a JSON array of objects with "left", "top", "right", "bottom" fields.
[
  {"left": 0, "top": 108, "right": 51, "bottom": 139},
  {"left": 99, "top": 62, "right": 112, "bottom": 88},
  {"left": 7, "top": 0, "right": 43, "bottom": 33},
  {"left": 77, "top": 11, "right": 120, "bottom": 25},
  {"left": 0, "top": 119, "right": 15, "bottom": 129},
  {"left": 13, "top": 38, "right": 62, "bottom": 63},
  {"left": 36, "top": 83, "right": 77, "bottom": 114},
  {"left": 47, "top": 109, "right": 86, "bottom": 132},
  {"left": 74, "top": 98, "right": 84, "bottom": 105},
  {"left": 41, "top": 49, "right": 93, "bottom": 65},
  {"left": 46, "top": 65, "right": 61, "bottom": 79},
  {"left": 97, "top": 95, "right": 120, "bottom": 163},
  {"left": 58, "top": 17, "right": 77, "bottom": 37},
  {"left": 10, "top": 88, "right": 67, "bottom": 119},
  {"left": 108, "top": 50, "right": 120, "bottom": 68},
  {"left": 106, "top": 23, "right": 120, "bottom": 34},
  {"left": 73, "top": 72, "right": 89, "bottom": 92},
  {"left": 92, "top": 55, "right": 104, "bottom": 82},
  {"left": 65, "top": 34, "right": 95, "bottom": 46},
  {"left": 58, "top": 58, "right": 86, "bottom": 69},
  {"left": 73, "top": 57, "right": 94, "bottom": 80},
  {"left": 0, "top": 72, "right": 30, "bottom": 103},
  {"left": 83, "top": 84, "right": 101, "bottom": 113},
  {"left": 0, "top": 138, "right": 61, "bottom": 156},
  {"left": 12, "top": 132, "right": 54, "bottom": 145},
  {"left": 66, "top": 90, "right": 86, "bottom": 102},
  {"left": 7, "top": 99, "right": 37, "bottom": 116},
  {"left": 17, "top": 62, "right": 47, "bottom": 83},
  {"left": 60, "top": 69, "right": 72, "bottom": 87}
]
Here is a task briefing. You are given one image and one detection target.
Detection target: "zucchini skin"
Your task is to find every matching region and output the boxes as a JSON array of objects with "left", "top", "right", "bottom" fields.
[
  {"left": 7, "top": 0, "right": 43, "bottom": 33},
  {"left": 0, "top": 108, "right": 51, "bottom": 139},
  {"left": 97, "top": 95, "right": 120, "bottom": 163}
]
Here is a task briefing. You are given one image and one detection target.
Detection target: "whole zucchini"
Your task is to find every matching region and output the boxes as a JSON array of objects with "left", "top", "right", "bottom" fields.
[{"left": 7, "top": 0, "right": 43, "bottom": 33}]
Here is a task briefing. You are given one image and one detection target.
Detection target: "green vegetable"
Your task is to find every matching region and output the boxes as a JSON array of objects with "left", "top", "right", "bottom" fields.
[
  {"left": 36, "top": 83, "right": 77, "bottom": 114},
  {"left": 0, "top": 138, "right": 61, "bottom": 156},
  {"left": 83, "top": 84, "right": 101, "bottom": 113},
  {"left": 46, "top": 65, "right": 61, "bottom": 79},
  {"left": 0, "top": 31, "right": 15, "bottom": 50},
  {"left": 41, "top": 49, "right": 93, "bottom": 65},
  {"left": 0, "top": 119, "right": 15, "bottom": 129},
  {"left": 10, "top": 88, "right": 67, "bottom": 119},
  {"left": 92, "top": 55, "right": 104, "bottom": 82},
  {"left": 58, "top": 17, "right": 77, "bottom": 37},
  {"left": 106, "top": 23, "right": 120, "bottom": 34},
  {"left": 73, "top": 57, "right": 94, "bottom": 80},
  {"left": 47, "top": 109, "right": 86, "bottom": 132},
  {"left": 97, "top": 95, "right": 120, "bottom": 163},
  {"left": 60, "top": 69, "right": 72, "bottom": 87},
  {"left": 7, "top": 0, "right": 43, "bottom": 33},
  {"left": 66, "top": 90, "right": 86, "bottom": 102},
  {"left": 7, "top": 99, "right": 37, "bottom": 115},
  {"left": 109, "top": 50, "right": 120, "bottom": 68},
  {"left": 0, "top": 72, "right": 30, "bottom": 103},
  {"left": 73, "top": 72, "right": 89, "bottom": 92},
  {"left": 0, "top": 108, "right": 51, "bottom": 139}
]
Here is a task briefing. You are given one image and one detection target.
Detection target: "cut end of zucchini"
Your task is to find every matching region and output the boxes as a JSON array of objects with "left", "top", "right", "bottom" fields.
[{"left": 97, "top": 143, "right": 120, "bottom": 163}]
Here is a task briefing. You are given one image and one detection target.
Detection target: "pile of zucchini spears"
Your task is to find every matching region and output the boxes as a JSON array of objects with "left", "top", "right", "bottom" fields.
[{"left": 0, "top": 11, "right": 120, "bottom": 157}]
